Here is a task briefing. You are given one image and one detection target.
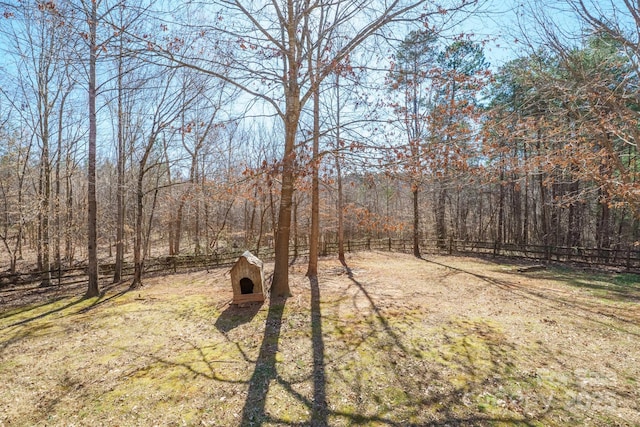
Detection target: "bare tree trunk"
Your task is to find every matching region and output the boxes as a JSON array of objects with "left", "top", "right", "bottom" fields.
[
  {"left": 65, "top": 154, "right": 74, "bottom": 267},
  {"left": 54, "top": 85, "right": 71, "bottom": 282},
  {"left": 173, "top": 199, "right": 184, "bottom": 255},
  {"left": 512, "top": 180, "right": 521, "bottom": 245},
  {"left": 412, "top": 186, "right": 420, "bottom": 257},
  {"left": 435, "top": 187, "right": 447, "bottom": 249},
  {"left": 131, "top": 133, "right": 158, "bottom": 289},
  {"left": 37, "top": 165, "right": 43, "bottom": 272},
  {"left": 306, "top": 72, "right": 320, "bottom": 277},
  {"left": 567, "top": 151, "right": 581, "bottom": 247},
  {"left": 596, "top": 191, "right": 611, "bottom": 249},
  {"left": 523, "top": 144, "right": 530, "bottom": 246},
  {"left": 410, "top": 58, "right": 421, "bottom": 258},
  {"left": 113, "top": 35, "right": 125, "bottom": 283},
  {"left": 536, "top": 128, "right": 550, "bottom": 254},
  {"left": 204, "top": 199, "right": 210, "bottom": 256},
  {"left": 85, "top": 0, "right": 99, "bottom": 297},
  {"left": 194, "top": 193, "right": 201, "bottom": 256},
  {"left": 247, "top": 188, "right": 258, "bottom": 247},
  {"left": 271, "top": 5, "right": 301, "bottom": 297},
  {"left": 255, "top": 195, "right": 267, "bottom": 255},
  {"left": 131, "top": 172, "right": 144, "bottom": 288},
  {"left": 272, "top": 154, "right": 295, "bottom": 296},
  {"left": 194, "top": 146, "right": 204, "bottom": 256},
  {"left": 551, "top": 181, "right": 560, "bottom": 247},
  {"left": 55, "top": 104, "right": 62, "bottom": 275},
  {"left": 3, "top": 128, "right": 32, "bottom": 275},
  {"left": 331, "top": 72, "right": 346, "bottom": 265},
  {"left": 293, "top": 194, "right": 299, "bottom": 259},
  {"left": 497, "top": 166, "right": 504, "bottom": 250},
  {"left": 128, "top": 68, "right": 195, "bottom": 286},
  {"left": 40, "top": 120, "right": 52, "bottom": 287},
  {"left": 269, "top": 185, "right": 277, "bottom": 244},
  {"left": 336, "top": 144, "right": 345, "bottom": 266},
  {"left": 143, "top": 176, "right": 161, "bottom": 262}
]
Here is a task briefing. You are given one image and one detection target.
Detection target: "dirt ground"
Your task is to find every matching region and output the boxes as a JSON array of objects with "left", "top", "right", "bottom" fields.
[{"left": 1, "top": 251, "right": 639, "bottom": 426}]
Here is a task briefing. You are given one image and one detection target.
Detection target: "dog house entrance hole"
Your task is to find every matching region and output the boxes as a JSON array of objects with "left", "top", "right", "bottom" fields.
[{"left": 240, "top": 277, "right": 254, "bottom": 294}]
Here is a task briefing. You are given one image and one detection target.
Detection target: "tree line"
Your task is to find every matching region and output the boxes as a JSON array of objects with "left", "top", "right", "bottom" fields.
[{"left": 1, "top": 0, "right": 639, "bottom": 297}]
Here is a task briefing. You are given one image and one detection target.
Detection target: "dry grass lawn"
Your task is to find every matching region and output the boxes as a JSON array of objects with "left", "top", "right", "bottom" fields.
[{"left": 1, "top": 251, "right": 639, "bottom": 426}]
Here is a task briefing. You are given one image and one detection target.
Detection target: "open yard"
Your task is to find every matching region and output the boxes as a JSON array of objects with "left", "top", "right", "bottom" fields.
[{"left": 1, "top": 251, "right": 639, "bottom": 426}]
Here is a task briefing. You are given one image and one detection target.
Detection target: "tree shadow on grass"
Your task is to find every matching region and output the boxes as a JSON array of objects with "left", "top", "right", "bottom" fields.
[
  {"left": 240, "top": 294, "right": 287, "bottom": 426},
  {"left": 419, "top": 257, "right": 640, "bottom": 335},
  {"left": 309, "top": 276, "right": 327, "bottom": 425},
  {"left": 455, "top": 253, "right": 640, "bottom": 305},
  {"left": 120, "top": 335, "right": 251, "bottom": 384},
  {"left": 2, "top": 296, "right": 86, "bottom": 330},
  {"left": 332, "top": 260, "right": 560, "bottom": 426},
  {"left": 75, "top": 287, "right": 130, "bottom": 314},
  {"left": 0, "top": 297, "right": 66, "bottom": 321},
  {"left": 0, "top": 281, "right": 134, "bottom": 356},
  {"left": 238, "top": 275, "right": 328, "bottom": 427},
  {"left": 1, "top": 277, "right": 130, "bottom": 323},
  {"left": 343, "top": 264, "right": 407, "bottom": 353},
  {"left": 532, "top": 270, "right": 640, "bottom": 303},
  {"left": 214, "top": 302, "right": 263, "bottom": 334}
]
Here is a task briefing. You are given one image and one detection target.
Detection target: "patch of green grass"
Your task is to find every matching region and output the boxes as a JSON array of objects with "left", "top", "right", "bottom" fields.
[
  {"left": 610, "top": 272, "right": 640, "bottom": 286},
  {"left": 1, "top": 296, "right": 87, "bottom": 328},
  {"left": 535, "top": 267, "right": 640, "bottom": 304}
]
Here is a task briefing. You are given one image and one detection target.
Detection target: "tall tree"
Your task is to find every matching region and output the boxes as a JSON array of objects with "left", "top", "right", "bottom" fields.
[
  {"left": 137, "top": 0, "right": 476, "bottom": 296},
  {"left": 304, "top": 4, "right": 326, "bottom": 278},
  {"left": 85, "top": 0, "right": 99, "bottom": 297},
  {"left": 0, "top": 125, "right": 33, "bottom": 275},
  {"left": 0, "top": 1, "right": 78, "bottom": 285},
  {"left": 129, "top": 66, "right": 201, "bottom": 288},
  {"left": 112, "top": 3, "right": 128, "bottom": 283},
  {"left": 388, "top": 29, "right": 438, "bottom": 257},
  {"left": 430, "top": 39, "right": 488, "bottom": 248},
  {"left": 334, "top": 72, "right": 346, "bottom": 265}
]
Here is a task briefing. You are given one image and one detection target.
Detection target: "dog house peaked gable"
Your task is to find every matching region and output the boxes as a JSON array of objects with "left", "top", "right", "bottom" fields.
[{"left": 230, "top": 251, "right": 265, "bottom": 304}]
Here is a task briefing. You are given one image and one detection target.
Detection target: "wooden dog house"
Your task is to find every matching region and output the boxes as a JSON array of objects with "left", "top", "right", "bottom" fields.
[{"left": 230, "top": 251, "right": 265, "bottom": 304}]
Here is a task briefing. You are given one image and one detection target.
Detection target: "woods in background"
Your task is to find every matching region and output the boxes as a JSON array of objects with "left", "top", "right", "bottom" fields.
[{"left": 1, "top": 0, "right": 639, "bottom": 290}]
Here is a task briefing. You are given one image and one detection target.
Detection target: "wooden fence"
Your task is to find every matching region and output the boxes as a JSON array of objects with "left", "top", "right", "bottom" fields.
[
  {"left": 3, "top": 238, "right": 640, "bottom": 289},
  {"left": 452, "top": 240, "right": 640, "bottom": 270}
]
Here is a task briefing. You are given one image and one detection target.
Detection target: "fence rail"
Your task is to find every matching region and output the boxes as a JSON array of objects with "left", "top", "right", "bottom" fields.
[
  {"left": 2, "top": 238, "right": 640, "bottom": 289},
  {"left": 453, "top": 240, "right": 640, "bottom": 270}
]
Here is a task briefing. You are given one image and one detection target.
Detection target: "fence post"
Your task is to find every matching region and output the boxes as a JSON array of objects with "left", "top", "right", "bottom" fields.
[
  {"left": 627, "top": 247, "right": 632, "bottom": 271},
  {"left": 388, "top": 237, "right": 392, "bottom": 251}
]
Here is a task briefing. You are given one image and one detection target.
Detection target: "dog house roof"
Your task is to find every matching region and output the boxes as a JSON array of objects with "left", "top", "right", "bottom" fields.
[{"left": 231, "top": 250, "right": 263, "bottom": 272}]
